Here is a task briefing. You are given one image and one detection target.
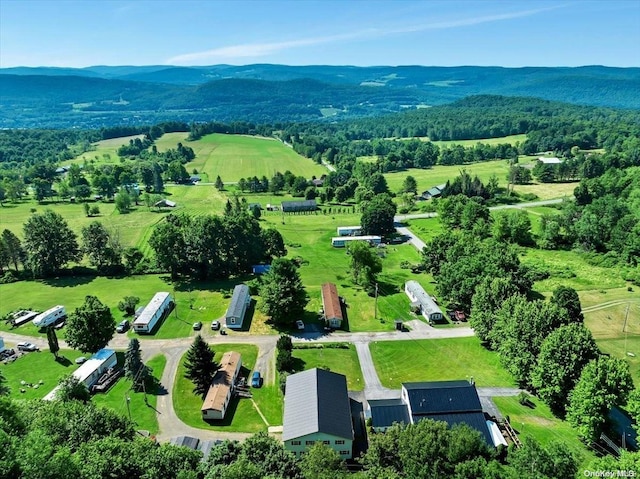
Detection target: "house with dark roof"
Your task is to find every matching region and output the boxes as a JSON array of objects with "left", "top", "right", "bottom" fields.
[
  {"left": 225, "top": 284, "right": 250, "bottom": 330},
  {"left": 321, "top": 282, "right": 343, "bottom": 329},
  {"left": 281, "top": 199, "right": 317, "bottom": 212},
  {"left": 368, "top": 380, "right": 498, "bottom": 447},
  {"left": 421, "top": 183, "right": 447, "bottom": 200},
  {"left": 283, "top": 368, "right": 354, "bottom": 458}
]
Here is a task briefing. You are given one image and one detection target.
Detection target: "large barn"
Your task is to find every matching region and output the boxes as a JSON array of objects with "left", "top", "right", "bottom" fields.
[{"left": 281, "top": 199, "right": 317, "bottom": 212}]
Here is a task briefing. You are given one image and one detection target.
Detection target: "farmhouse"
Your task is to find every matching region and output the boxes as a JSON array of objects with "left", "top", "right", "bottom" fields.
[
  {"left": 331, "top": 235, "right": 381, "bottom": 248},
  {"left": 201, "top": 351, "right": 242, "bottom": 420},
  {"left": 281, "top": 199, "right": 317, "bottom": 212},
  {"left": 225, "top": 284, "right": 251, "bottom": 330},
  {"left": 283, "top": 368, "right": 354, "bottom": 458},
  {"left": 321, "top": 282, "right": 344, "bottom": 329},
  {"left": 336, "top": 226, "right": 362, "bottom": 236},
  {"left": 368, "top": 380, "right": 500, "bottom": 447},
  {"left": 44, "top": 349, "right": 117, "bottom": 401},
  {"left": 404, "top": 280, "right": 443, "bottom": 322},
  {"left": 133, "top": 292, "right": 173, "bottom": 333}
]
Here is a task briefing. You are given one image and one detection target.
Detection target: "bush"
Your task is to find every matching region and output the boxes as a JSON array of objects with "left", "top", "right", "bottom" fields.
[
  {"left": 276, "top": 335, "right": 293, "bottom": 353},
  {"left": 0, "top": 271, "right": 20, "bottom": 284}
]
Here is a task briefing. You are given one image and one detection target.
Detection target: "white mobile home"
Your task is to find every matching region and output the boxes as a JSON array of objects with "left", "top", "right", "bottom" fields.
[
  {"left": 331, "top": 235, "right": 381, "bottom": 248},
  {"left": 44, "top": 348, "right": 117, "bottom": 400},
  {"left": 405, "top": 280, "right": 444, "bottom": 322},
  {"left": 32, "top": 305, "right": 66, "bottom": 328},
  {"left": 336, "top": 226, "right": 362, "bottom": 236},
  {"left": 133, "top": 292, "right": 172, "bottom": 334},
  {"left": 12, "top": 310, "right": 39, "bottom": 327},
  {"left": 201, "top": 351, "right": 242, "bottom": 420},
  {"left": 225, "top": 285, "right": 251, "bottom": 330}
]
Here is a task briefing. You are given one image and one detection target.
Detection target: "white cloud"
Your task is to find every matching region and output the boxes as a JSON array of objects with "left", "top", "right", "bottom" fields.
[{"left": 167, "top": 4, "right": 563, "bottom": 65}]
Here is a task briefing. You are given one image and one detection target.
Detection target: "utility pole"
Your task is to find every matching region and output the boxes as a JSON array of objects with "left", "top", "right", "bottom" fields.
[{"left": 374, "top": 283, "right": 379, "bottom": 320}]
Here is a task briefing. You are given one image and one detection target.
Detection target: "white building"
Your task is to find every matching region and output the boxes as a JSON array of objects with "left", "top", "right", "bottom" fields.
[
  {"left": 133, "top": 292, "right": 172, "bottom": 334},
  {"left": 32, "top": 305, "right": 66, "bottom": 328},
  {"left": 225, "top": 285, "right": 251, "bottom": 330},
  {"left": 44, "top": 349, "right": 117, "bottom": 400},
  {"left": 336, "top": 226, "right": 362, "bottom": 236},
  {"left": 201, "top": 351, "right": 242, "bottom": 420},
  {"left": 331, "top": 235, "right": 381, "bottom": 248},
  {"left": 405, "top": 280, "right": 443, "bottom": 322}
]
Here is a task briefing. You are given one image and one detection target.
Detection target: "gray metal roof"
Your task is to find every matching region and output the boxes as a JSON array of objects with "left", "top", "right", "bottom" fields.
[
  {"left": 403, "top": 380, "right": 482, "bottom": 415},
  {"left": 281, "top": 199, "right": 317, "bottom": 212},
  {"left": 413, "top": 412, "right": 493, "bottom": 446},
  {"left": 369, "top": 399, "right": 411, "bottom": 429},
  {"left": 226, "top": 284, "right": 250, "bottom": 319},
  {"left": 405, "top": 281, "right": 443, "bottom": 317},
  {"left": 283, "top": 368, "right": 354, "bottom": 441}
]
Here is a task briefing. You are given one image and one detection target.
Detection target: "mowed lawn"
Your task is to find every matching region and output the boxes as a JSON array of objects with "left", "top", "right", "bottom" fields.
[
  {"left": 0, "top": 347, "right": 86, "bottom": 400},
  {"left": 432, "top": 134, "right": 528, "bottom": 147},
  {"left": 292, "top": 344, "right": 364, "bottom": 391},
  {"left": 173, "top": 344, "right": 283, "bottom": 431},
  {"left": 92, "top": 354, "right": 166, "bottom": 434},
  {"left": 369, "top": 337, "right": 515, "bottom": 388},
  {"left": 156, "top": 133, "right": 327, "bottom": 182},
  {"left": 493, "top": 396, "right": 594, "bottom": 466},
  {"left": 71, "top": 134, "right": 146, "bottom": 166}
]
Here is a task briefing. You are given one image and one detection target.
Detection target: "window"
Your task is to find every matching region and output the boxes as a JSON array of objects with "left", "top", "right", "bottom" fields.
[
  {"left": 323, "top": 440, "right": 330, "bottom": 445},
  {"left": 305, "top": 440, "right": 315, "bottom": 446},
  {"left": 335, "top": 440, "right": 345, "bottom": 445},
  {"left": 291, "top": 441, "right": 301, "bottom": 446},
  {"left": 230, "top": 317, "right": 236, "bottom": 324},
  {"left": 340, "top": 450, "right": 350, "bottom": 455}
]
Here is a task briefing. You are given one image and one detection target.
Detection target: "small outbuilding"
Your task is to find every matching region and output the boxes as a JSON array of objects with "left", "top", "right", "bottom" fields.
[
  {"left": 154, "top": 198, "right": 176, "bottom": 208},
  {"left": 225, "top": 284, "right": 251, "bottom": 330}
]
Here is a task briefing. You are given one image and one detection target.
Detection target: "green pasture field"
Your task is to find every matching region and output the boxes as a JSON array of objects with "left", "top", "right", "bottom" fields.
[
  {"left": 0, "top": 347, "right": 86, "bottom": 400},
  {"left": 156, "top": 133, "right": 327, "bottom": 182},
  {"left": 493, "top": 396, "right": 594, "bottom": 466},
  {"left": 92, "top": 354, "right": 166, "bottom": 434},
  {"left": 0, "top": 275, "right": 232, "bottom": 340},
  {"left": 258, "top": 213, "right": 437, "bottom": 332},
  {"left": 71, "top": 134, "right": 146, "bottom": 166},
  {"left": 173, "top": 344, "right": 283, "bottom": 431},
  {"left": 432, "top": 134, "right": 528, "bottom": 147},
  {"left": 369, "top": 337, "right": 515, "bottom": 388},
  {"left": 292, "top": 344, "right": 364, "bottom": 391}
]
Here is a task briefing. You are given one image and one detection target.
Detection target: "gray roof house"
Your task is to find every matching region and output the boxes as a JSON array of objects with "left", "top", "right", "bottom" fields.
[
  {"left": 405, "top": 280, "right": 444, "bottom": 322},
  {"left": 283, "top": 368, "right": 354, "bottom": 459},
  {"left": 225, "top": 284, "right": 251, "bottom": 330},
  {"left": 281, "top": 199, "right": 317, "bottom": 212}
]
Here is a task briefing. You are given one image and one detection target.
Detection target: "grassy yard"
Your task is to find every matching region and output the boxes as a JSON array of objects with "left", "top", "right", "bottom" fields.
[
  {"left": 0, "top": 347, "right": 86, "bottom": 400},
  {"left": 493, "top": 396, "right": 594, "bottom": 466},
  {"left": 369, "top": 337, "right": 515, "bottom": 388},
  {"left": 292, "top": 344, "right": 364, "bottom": 391},
  {"left": 173, "top": 343, "right": 283, "bottom": 432},
  {"left": 156, "top": 133, "right": 327, "bottom": 182},
  {"left": 92, "top": 354, "right": 166, "bottom": 434}
]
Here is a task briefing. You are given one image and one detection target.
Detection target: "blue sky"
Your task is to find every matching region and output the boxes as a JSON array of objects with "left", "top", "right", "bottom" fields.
[{"left": 1, "top": 0, "right": 638, "bottom": 68}]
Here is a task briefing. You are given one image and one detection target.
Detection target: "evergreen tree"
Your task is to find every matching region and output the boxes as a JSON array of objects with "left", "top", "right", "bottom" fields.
[
  {"left": 215, "top": 175, "right": 224, "bottom": 190},
  {"left": 124, "top": 338, "right": 148, "bottom": 392},
  {"left": 184, "top": 335, "right": 217, "bottom": 398},
  {"left": 46, "top": 326, "right": 60, "bottom": 359}
]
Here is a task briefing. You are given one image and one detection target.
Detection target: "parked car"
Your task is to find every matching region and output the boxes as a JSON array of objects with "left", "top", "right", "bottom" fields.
[
  {"left": 296, "top": 320, "right": 305, "bottom": 331},
  {"left": 251, "top": 371, "right": 262, "bottom": 388},
  {"left": 211, "top": 320, "right": 221, "bottom": 331},
  {"left": 193, "top": 321, "right": 203, "bottom": 331},
  {"left": 454, "top": 310, "right": 467, "bottom": 321},
  {"left": 17, "top": 342, "right": 38, "bottom": 352},
  {"left": 75, "top": 356, "right": 87, "bottom": 364},
  {"left": 116, "top": 320, "right": 130, "bottom": 333}
]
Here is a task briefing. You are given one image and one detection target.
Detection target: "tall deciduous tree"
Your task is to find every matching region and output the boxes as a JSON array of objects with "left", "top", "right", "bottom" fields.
[
  {"left": 401, "top": 175, "right": 418, "bottom": 194},
  {"left": 550, "top": 285, "right": 584, "bottom": 322},
  {"left": 348, "top": 241, "right": 382, "bottom": 293},
  {"left": 566, "top": 356, "right": 634, "bottom": 442},
  {"left": 81, "top": 221, "right": 122, "bottom": 273},
  {"left": 55, "top": 375, "right": 91, "bottom": 403},
  {"left": 259, "top": 258, "right": 308, "bottom": 326},
  {"left": 23, "top": 209, "right": 80, "bottom": 277},
  {"left": 65, "top": 296, "right": 115, "bottom": 354},
  {"left": 360, "top": 194, "right": 397, "bottom": 236},
  {"left": 530, "top": 324, "right": 599, "bottom": 414},
  {"left": 1, "top": 229, "right": 24, "bottom": 271},
  {"left": 184, "top": 335, "right": 217, "bottom": 398},
  {"left": 261, "top": 228, "right": 287, "bottom": 259},
  {"left": 300, "top": 442, "right": 348, "bottom": 479},
  {"left": 469, "top": 276, "right": 520, "bottom": 344}
]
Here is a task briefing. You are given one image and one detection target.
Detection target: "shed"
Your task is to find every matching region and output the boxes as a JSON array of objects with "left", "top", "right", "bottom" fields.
[
  {"left": 404, "top": 281, "right": 443, "bottom": 322},
  {"left": 225, "top": 284, "right": 251, "bottom": 329},
  {"left": 154, "top": 198, "right": 176, "bottom": 208},
  {"left": 321, "top": 283, "right": 343, "bottom": 329}
]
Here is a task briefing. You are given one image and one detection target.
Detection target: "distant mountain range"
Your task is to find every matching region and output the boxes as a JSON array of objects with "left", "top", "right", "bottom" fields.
[{"left": 1, "top": 64, "right": 639, "bottom": 128}]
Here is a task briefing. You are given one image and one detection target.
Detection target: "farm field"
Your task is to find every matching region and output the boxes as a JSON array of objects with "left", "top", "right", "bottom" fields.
[
  {"left": 369, "top": 337, "right": 516, "bottom": 388},
  {"left": 291, "top": 344, "right": 364, "bottom": 391},
  {"left": 493, "top": 396, "right": 594, "bottom": 466},
  {"left": 173, "top": 344, "right": 283, "bottom": 431},
  {"left": 0, "top": 347, "right": 86, "bottom": 400},
  {"left": 432, "top": 134, "right": 528, "bottom": 147},
  {"left": 71, "top": 134, "right": 146, "bottom": 166},
  {"left": 92, "top": 354, "right": 166, "bottom": 434},
  {"left": 156, "top": 133, "right": 327, "bottom": 182}
]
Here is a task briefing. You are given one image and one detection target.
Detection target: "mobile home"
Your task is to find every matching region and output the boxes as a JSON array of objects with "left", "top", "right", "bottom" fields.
[
  {"left": 405, "top": 281, "right": 444, "bottom": 322},
  {"left": 225, "top": 285, "right": 251, "bottom": 330},
  {"left": 331, "top": 235, "right": 381, "bottom": 248},
  {"left": 336, "top": 226, "right": 362, "bottom": 236},
  {"left": 201, "top": 351, "right": 242, "bottom": 420},
  {"left": 32, "top": 305, "right": 66, "bottom": 328},
  {"left": 133, "top": 292, "right": 172, "bottom": 334}
]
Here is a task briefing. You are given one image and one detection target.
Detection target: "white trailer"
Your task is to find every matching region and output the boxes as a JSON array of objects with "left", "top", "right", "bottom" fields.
[
  {"left": 133, "top": 292, "right": 172, "bottom": 334},
  {"left": 336, "top": 226, "right": 362, "bottom": 236},
  {"left": 0, "top": 337, "right": 5, "bottom": 353},
  {"left": 32, "top": 305, "right": 66, "bottom": 328},
  {"left": 331, "top": 235, "right": 381, "bottom": 248}
]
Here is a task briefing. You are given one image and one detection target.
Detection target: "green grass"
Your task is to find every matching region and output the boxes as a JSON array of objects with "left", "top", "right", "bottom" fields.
[
  {"left": 92, "top": 354, "right": 166, "bottom": 434},
  {"left": 432, "top": 134, "right": 528, "bottom": 147},
  {"left": 0, "top": 275, "right": 229, "bottom": 340},
  {"left": 493, "top": 396, "right": 594, "bottom": 466},
  {"left": 156, "top": 133, "right": 327, "bottom": 182},
  {"left": 173, "top": 344, "right": 283, "bottom": 431},
  {"left": 70, "top": 135, "right": 146, "bottom": 166},
  {"left": 292, "top": 344, "right": 364, "bottom": 390},
  {"left": 369, "top": 337, "right": 515, "bottom": 388},
  {"left": 0, "top": 348, "right": 86, "bottom": 400}
]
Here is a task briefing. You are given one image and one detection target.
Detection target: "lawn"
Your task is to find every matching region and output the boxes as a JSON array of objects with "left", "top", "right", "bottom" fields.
[
  {"left": 92, "top": 354, "right": 166, "bottom": 434},
  {"left": 292, "top": 344, "right": 364, "bottom": 391},
  {"left": 173, "top": 343, "right": 283, "bottom": 432},
  {"left": 0, "top": 275, "right": 231, "bottom": 340},
  {"left": 432, "top": 134, "right": 528, "bottom": 147},
  {"left": 70, "top": 134, "right": 146, "bottom": 166},
  {"left": 369, "top": 337, "right": 515, "bottom": 388},
  {"left": 0, "top": 348, "right": 87, "bottom": 400},
  {"left": 156, "top": 133, "right": 327, "bottom": 182},
  {"left": 493, "top": 396, "right": 594, "bottom": 466}
]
